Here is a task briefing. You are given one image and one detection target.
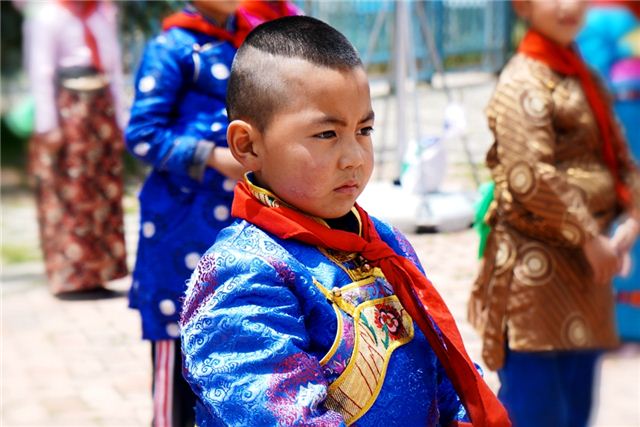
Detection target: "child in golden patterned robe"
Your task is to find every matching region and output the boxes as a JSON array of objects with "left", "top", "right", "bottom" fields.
[{"left": 469, "top": 1, "right": 640, "bottom": 426}]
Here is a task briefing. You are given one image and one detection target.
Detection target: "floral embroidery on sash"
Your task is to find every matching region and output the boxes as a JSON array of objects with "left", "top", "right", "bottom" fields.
[{"left": 314, "top": 275, "right": 414, "bottom": 426}]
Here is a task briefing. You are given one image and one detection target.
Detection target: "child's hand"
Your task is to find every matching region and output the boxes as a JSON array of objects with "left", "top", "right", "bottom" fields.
[
  {"left": 618, "top": 251, "right": 632, "bottom": 278},
  {"left": 582, "top": 235, "right": 621, "bottom": 285},
  {"left": 207, "top": 146, "right": 246, "bottom": 180},
  {"left": 611, "top": 217, "right": 640, "bottom": 255}
]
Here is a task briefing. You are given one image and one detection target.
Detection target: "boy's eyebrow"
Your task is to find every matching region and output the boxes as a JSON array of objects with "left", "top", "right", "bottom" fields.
[
  {"left": 313, "top": 111, "right": 375, "bottom": 126},
  {"left": 360, "top": 111, "right": 375, "bottom": 123}
]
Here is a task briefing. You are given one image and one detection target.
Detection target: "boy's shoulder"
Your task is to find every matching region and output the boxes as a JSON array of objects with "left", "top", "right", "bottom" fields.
[
  {"left": 209, "top": 219, "right": 301, "bottom": 265},
  {"left": 206, "top": 214, "right": 419, "bottom": 273},
  {"left": 497, "top": 52, "right": 560, "bottom": 92}
]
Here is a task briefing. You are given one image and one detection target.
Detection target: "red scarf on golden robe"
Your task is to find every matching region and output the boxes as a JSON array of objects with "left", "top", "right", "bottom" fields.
[
  {"left": 518, "top": 29, "right": 632, "bottom": 206},
  {"left": 232, "top": 180, "right": 511, "bottom": 427}
]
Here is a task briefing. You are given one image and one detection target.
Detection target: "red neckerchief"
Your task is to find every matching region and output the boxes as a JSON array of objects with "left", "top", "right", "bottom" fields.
[
  {"left": 57, "top": 0, "right": 102, "bottom": 70},
  {"left": 231, "top": 179, "right": 511, "bottom": 427},
  {"left": 240, "top": 0, "right": 299, "bottom": 22},
  {"left": 518, "top": 29, "right": 632, "bottom": 206},
  {"left": 162, "top": 7, "right": 255, "bottom": 48}
]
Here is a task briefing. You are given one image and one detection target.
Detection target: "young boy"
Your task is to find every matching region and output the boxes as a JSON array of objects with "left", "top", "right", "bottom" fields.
[
  {"left": 180, "top": 16, "right": 509, "bottom": 427},
  {"left": 126, "top": 1, "right": 296, "bottom": 425},
  {"left": 469, "top": 1, "right": 640, "bottom": 426}
]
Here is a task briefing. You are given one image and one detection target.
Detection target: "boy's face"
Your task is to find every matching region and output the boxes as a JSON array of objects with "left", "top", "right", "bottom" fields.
[
  {"left": 516, "top": 0, "right": 587, "bottom": 46},
  {"left": 239, "top": 60, "right": 375, "bottom": 219}
]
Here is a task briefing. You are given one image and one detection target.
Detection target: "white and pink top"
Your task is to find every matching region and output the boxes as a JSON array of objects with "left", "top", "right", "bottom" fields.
[{"left": 24, "top": 0, "right": 125, "bottom": 132}]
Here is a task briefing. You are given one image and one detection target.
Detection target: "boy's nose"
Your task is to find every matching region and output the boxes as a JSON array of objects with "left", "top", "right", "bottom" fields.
[{"left": 339, "top": 138, "right": 365, "bottom": 170}]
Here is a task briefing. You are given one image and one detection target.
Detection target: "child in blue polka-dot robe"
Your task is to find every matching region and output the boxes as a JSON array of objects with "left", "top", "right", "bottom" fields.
[{"left": 125, "top": 1, "right": 299, "bottom": 425}]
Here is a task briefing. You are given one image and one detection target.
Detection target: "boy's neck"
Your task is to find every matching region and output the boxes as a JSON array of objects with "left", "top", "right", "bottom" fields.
[
  {"left": 244, "top": 172, "right": 361, "bottom": 235},
  {"left": 324, "top": 211, "right": 360, "bottom": 234}
]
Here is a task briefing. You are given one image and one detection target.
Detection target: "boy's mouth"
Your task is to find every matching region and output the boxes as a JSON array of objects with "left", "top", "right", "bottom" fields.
[{"left": 334, "top": 180, "right": 359, "bottom": 194}]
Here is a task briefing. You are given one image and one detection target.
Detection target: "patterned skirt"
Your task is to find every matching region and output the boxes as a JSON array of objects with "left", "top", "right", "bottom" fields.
[{"left": 29, "top": 74, "right": 128, "bottom": 294}]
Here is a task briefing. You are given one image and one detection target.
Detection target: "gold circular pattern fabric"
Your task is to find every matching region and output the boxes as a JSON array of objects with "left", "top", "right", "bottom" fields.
[
  {"left": 560, "top": 222, "right": 582, "bottom": 246},
  {"left": 563, "top": 313, "right": 590, "bottom": 346},
  {"left": 514, "top": 243, "right": 554, "bottom": 286},
  {"left": 508, "top": 161, "right": 537, "bottom": 199},
  {"left": 494, "top": 234, "right": 517, "bottom": 275},
  {"left": 519, "top": 88, "right": 550, "bottom": 124}
]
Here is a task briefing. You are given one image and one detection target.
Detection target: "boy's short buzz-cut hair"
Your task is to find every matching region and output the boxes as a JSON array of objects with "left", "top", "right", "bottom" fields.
[{"left": 226, "top": 16, "right": 363, "bottom": 131}]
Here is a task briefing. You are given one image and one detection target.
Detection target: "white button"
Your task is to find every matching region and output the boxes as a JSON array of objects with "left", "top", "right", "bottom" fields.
[
  {"left": 159, "top": 299, "right": 176, "bottom": 316},
  {"left": 138, "top": 76, "right": 156, "bottom": 93},
  {"left": 210, "top": 122, "right": 223, "bottom": 132},
  {"left": 142, "top": 221, "right": 155, "bottom": 238},
  {"left": 211, "top": 63, "right": 230, "bottom": 80},
  {"left": 185, "top": 252, "right": 201, "bottom": 270},
  {"left": 214, "top": 205, "right": 230, "bottom": 221},
  {"left": 133, "top": 142, "right": 151, "bottom": 156},
  {"left": 166, "top": 322, "right": 180, "bottom": 338},
  {"left": 222, "top": 179, "right": 235, "bottom": 192}
]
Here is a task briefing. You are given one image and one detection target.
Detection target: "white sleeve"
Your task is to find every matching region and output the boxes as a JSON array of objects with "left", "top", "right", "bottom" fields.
[{"left": 26, "top": 7, "right": 59, "bottom": 133}]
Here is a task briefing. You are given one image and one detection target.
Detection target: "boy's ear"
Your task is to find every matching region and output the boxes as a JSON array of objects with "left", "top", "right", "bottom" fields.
[{"left": 226, "top": 119, "right": 262, "bottom": 172}]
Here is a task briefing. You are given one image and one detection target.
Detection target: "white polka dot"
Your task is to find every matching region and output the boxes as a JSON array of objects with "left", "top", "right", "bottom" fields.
[
  {"left": 185, "top": 252, "right": 201, "bottom": 270},
  {"left": 156, "top": 35, "right": 167, "bottom": 44},
  {"left": 133, "top": 142, "right": 151, "bottom": 156},
  {"left": 221, "top": 109, "right": 228, "bottom": 117},
  {"left": 159, "top": 299, "right": 176, "bottom": 316},
  {"left": 180, "top": 187, "right": 192, "bottom": 194},
  {"left": 214, "top": 205, "right": 230, "bottom": 222},
  {"left": 222, "top": 179, "right": 236, "bottom": 192},
  {"left": 142, "top": 221, "right": 156, "bottom": 238},
  {"left": 133, "top": 280, "right": 140, "bottom": 291},
  {"left": 138, "top": 76, "right": 156, "bottom": 93},
  {"left": 210, "top": 122, "right": 223, "bottom": 133},
  {"left": 211, "top": 63, "right": 230, "bottom": 80},
  {"left": 166, "top": 322, "right": 180, "bottom": 338}
]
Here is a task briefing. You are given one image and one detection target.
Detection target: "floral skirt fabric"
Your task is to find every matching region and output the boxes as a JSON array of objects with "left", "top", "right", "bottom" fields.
[{"left": 29, "top": 83, "right": 128, "bottom": 294}]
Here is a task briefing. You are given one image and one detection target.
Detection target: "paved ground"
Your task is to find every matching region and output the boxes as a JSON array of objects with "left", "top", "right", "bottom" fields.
[{"left": 2, "top": 75, "right": 639, "bottom": 426}]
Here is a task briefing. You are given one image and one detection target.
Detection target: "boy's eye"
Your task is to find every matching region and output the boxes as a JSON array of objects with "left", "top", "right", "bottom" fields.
[
  {"left": 314, "top": 130, "right": 337, "bottom": 139},
  {"left": 358, "top": 127, "right": 374, "bottom": 136}
]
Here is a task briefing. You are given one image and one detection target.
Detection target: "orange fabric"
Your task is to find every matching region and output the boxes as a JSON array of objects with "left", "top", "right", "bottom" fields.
[
  {"left": 57, "top": 0, "right": 102, "bottom": 70},
  {"left": 231, "top": 180, "right": 511, "bottom": 427},
  {"left": 518, "top": 29, "right": 632, "bottom": 206}
]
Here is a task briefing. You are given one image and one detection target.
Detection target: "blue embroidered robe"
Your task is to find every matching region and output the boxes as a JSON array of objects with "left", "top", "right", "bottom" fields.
[
  {"left": 181, "top": 213, "right": 468, "bottom": 426},
  {"left": 126, "top": 14, "right": 238, "bottom": 340}
]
